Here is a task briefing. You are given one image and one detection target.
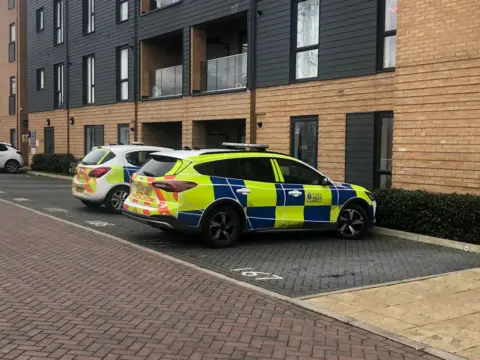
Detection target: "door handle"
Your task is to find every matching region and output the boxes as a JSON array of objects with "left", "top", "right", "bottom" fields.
[
  {"left": 236, "top": 188, "right": 251, "bottom": 195},
  {"left": 288, "top": 190, "right": 302, "bottom": 197}
]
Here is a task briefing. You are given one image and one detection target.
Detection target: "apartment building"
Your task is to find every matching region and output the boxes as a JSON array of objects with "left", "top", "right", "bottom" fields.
[
  {"left": 1, "top": 0, "right": 28, "bottom": 161},
  {"left": 26, "top": 0, "right": 480, "bottom": 194}
]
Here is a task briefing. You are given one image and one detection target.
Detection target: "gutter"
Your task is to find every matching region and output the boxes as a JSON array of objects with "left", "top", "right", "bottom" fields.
[{"left": 133, "top": 0, "right": 139, "bottom": 142}]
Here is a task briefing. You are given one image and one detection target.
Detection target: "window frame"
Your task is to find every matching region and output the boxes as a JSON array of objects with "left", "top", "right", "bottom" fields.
[
  {"left": 37, "top": 68, "right": 45, "bottom": 90},
  {"left": 8, "top": 23, "right": 15, "bottom": 63},
  {"left": 84, "top": 125, "right": 104, "bottom": 155},
  {"left": 8, "top": 0, "right": 15, "bottom": 10},
  {"left": 117, "top": 0, "right": 129, "bottom": 22},
  {"left": 9, "top": 76, "right": 16, "bottom": 115},
  {"left": 83, "top": 0, "right": 95, "bottom": 35},
  {"left": 377, "top": 0, "right": 397, "bottom": 71},
  {"left": 290, "top": 115, "right": 319, "bottom": 169},
  {"left": 53, "top": 0, "right": 64, "bottom": 45},
  {"left": 54, "top": 63, "right": 65, "bottom": 109},
  {"left": 117, "top": 124, "right": 130, "bottom": 145},
  {"left": 373, "top": 111, "right": 394, "bottom": 189},
  {"left": 291, "top": 0, "right": 320, "bottom": 82},
  {"left": 116, "top": 46, "right": 129, "bottom": 101},
  {"left": 36, "top": 8, "right": 45, "bottom": 32},
  {"left": 44, "top": 127, "right": 55, "bottom": 154},
  {"left": 83, "top": 54, "right": 96, "bottom": 105}
]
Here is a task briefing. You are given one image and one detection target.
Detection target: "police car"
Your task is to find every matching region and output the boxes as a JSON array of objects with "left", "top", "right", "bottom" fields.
[
  {"left": 72, "top": 144, "right": 172, "bottom": 213},
  {"left": 122, "top": 143, "right": 377, "bottom": 248}
]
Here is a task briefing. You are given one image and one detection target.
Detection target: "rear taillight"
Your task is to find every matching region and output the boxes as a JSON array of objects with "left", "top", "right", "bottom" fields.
[
  {"left": 152, "top": 181, "right": 197, "bottom": 193},
  {"left": 88, "top": 167, "right": 111, "bottom": 178}
]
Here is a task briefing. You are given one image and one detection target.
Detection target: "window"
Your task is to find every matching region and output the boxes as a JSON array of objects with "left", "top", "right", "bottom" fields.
[
  {"left": 117, "top": 47, "right": 129, "bottom": 101},
  {"left": 9, "top": 76, "right": 15, "bottom": 115},
  {"left": 10, "top": 129, "right": 16, "bottom": 148},
  {"left": 276, "top": 158, "right": 325, "bottom": 185},
  {"left": 8, "top": 23, "right": 15, "bottom": 62},
  {"left": 293, "top": 0, "right": 319, "bottom": 80},
  {"left": 83, "top": 0, "right": 95, "bottom": 34},
  {"left": 195, "top": 158, "right": 276, "bottom": 183},
  {"left": 126, "top": 151, "right": 154, "bottom": 167},
  {"left": 149, "top": 0, "right": 181, "bottom": 11},
  {"left": 54, "top": 63, "right": 64, "bottom": 108},
  {"left": 84, "top": 55, "right": 95, "bottom": 104},
  {"left": 291, "top": 116, "right": 318, "bottom": 168},
  {"left": 84, "top": 125, "right": 104, "bottom": 154},
  {"left": 378, "top": 0, "right": 397, "bottom": 69},
  {"left": 81, "top": 148, "right": 115, "bottom": 165},
  {"left": 44, "top": 127, "right": 55, "bottom": 154},
  {"left": 37, "top": 68, "right": 45, "bottom": 90},
  {"left": 37, "top": 8, "right": 44, "bottom": 32},
  {"left": 375, "top": 112, "right": 394, "bottom": 189},
  {"left": 117, "top": 0, "right": 128, "bottom": 22},
  {"left": 117, "top": 124, "right": 130, "bottom": 145},
  {"left": 0, "top": 144, "right": 8, "bottom": 152},
  {"left": 8, "top": 0, "right": 14, "bottom": 10},
  {"left": 54, "top": 0, "right": 64, "bottom": 45},
  {"left": 138, "top": 157, "right": 179, "bottom": 177}
]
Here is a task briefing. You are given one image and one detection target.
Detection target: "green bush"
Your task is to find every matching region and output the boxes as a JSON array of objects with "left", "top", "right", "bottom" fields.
[
  {"left": 373, "top": 189, "right": 480, "bottom": 245},
  {"left": 31, "top": 153, "right": 78, "bottom": 175}
]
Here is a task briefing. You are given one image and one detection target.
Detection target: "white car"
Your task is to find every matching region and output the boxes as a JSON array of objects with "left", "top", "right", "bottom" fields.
[
  {"left": 72, "top": 145, "right": 172, "bottom": 213},
  {"left": 0, "top": 142, "right": 24, "bottom": 173}
]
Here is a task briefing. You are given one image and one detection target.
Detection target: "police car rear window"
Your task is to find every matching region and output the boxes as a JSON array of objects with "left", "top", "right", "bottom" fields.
[
  {"left": 81, "top": 149, "right": 116, "bottom": 165},
  {"left": 138, "top": 157, "right": 179, "bottom": 177}
]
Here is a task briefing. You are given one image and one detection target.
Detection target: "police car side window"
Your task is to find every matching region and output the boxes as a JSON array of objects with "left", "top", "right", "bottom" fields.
[
  {"left": 194, "top": 160, "right": 229, "bottom": 178},
  {"left": 276, "top": 158, "right": 324, "bottom": 185},
  {"left": 0, "top": 145, "right": 8, "bottom": 152},
  {"left": 235, "top": 158, "right": 276, "bottom": 183}
]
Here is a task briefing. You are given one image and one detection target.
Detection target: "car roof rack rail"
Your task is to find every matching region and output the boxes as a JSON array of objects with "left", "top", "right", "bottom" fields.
[
  {"left": 222, "top": 142, "right": 269, "bottom": 152},
  {"left": 131, "top": 141, "right": 144, "bottom": 146}
]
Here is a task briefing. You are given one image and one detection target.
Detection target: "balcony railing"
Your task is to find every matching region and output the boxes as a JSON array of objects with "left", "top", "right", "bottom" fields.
[
  {"left": 149, "top": 0, "right": 180, "bottom": 11},
  {"left": 150, "top": 65, "right": 182, "bottom": 98},
  {"left": 202, "top": 53, "right": 247, "bottom": 92}
]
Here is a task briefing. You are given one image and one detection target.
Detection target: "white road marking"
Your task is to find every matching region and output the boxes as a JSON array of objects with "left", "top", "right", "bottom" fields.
[
  {"left": 86, "top": 221, "right": 114, "bottom": 227},
  {"left": 0, "top": 191, "right": 5, "bottom": 194},
  {"left": 44, "top": 208, "right": 67, "bottom": 213},
  {"left": 231, "top": 267, "right": 254, "bottom": 271},
  {"left": 231, "top": 268, "right": 284, "bottom": 281},
  {"left": 13, "top": 198, "right": 30, "bottom": 202}
]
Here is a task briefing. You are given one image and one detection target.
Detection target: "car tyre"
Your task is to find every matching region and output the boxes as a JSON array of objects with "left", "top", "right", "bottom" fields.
[
  {"left": 105, "top": 186, "right": 130, "bottom": 214},
  {"left": 336, "top": 203, "right": 368, "bottom": 239},
  {"left": 202, "top": 205, "right": 241, "bottom": 248},
  {"left": 4, "top": 160, "right": 19, "bottom": 173},
  {"left": 81, "top": 200, "right": 102, "bottom": 210}
]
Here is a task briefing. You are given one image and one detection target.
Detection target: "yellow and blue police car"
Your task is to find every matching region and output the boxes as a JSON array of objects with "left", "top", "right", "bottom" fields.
[{"left": 122, "top": 143, "right": 377, "bottom": 247}]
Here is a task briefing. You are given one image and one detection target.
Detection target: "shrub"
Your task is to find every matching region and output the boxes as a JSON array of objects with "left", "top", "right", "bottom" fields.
[
  {"left": 31, "top": 153, "right": 78, "bottom": 175},
  {"left": 373, "top": 189, "right": 480, "bottom": 245}
]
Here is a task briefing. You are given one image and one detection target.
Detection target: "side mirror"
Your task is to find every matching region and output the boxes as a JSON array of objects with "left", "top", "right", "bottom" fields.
[{"left": 322, "top": 177, "right": 331, "bottom": 186}]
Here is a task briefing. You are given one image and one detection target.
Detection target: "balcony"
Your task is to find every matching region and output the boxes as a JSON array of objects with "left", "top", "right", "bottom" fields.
[
  {"left": 202, "top": 53, "right": 247, "bottom": 92},
  {"left": 142, "top": 0, "right": 180, "bottom": 14},
  {"left": 150, "top": 65, "right": 182, "bottom": 98}
]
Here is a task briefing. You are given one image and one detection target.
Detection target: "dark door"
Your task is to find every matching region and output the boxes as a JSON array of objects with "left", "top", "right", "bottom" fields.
[{"left": 44, "top": 127, "right": 55, "bottom": 154}]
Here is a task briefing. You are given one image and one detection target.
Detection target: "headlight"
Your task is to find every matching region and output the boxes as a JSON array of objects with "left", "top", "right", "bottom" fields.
[{"left": 366, "top": 192, "right": 375, "bottom": 201}]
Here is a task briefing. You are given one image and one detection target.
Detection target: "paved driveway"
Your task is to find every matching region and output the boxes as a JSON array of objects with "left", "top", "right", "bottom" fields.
[{"left": 1, "top": 172, "right": 480, "bottom": 298}]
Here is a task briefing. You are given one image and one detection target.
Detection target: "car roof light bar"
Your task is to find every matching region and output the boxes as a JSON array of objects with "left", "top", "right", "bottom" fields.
[{"left": 222, "top": 142, "right": 269, "bottom": 152}]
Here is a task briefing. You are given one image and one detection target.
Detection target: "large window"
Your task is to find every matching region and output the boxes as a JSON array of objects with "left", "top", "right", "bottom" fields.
[
  {"left": 54, "top": 63, "right": 64, "bottom": 108},
  {"left": 37, "top": 68, "right": 45, "bottom": 90},
  {"left": 117, "top": 0, "right": 129, "bottom": 22},
  {"left": 83, "top": 0, "right": 95, "bottom": 34},
  {"left": 8, "top": 23, "right": 15, "bottom": 62},
  {"left": 84, "top": 55, "right": 95, "bottom": 104},
  {"left": 117, "top": 47, "right": 129, "bottom": 101},
  {"left": 9, "top": 76, "right": 15, "bottom": 115},
  {"left": 54, "top": 0, "right": 64, "bottom": 45},
  {"left": 9, "top": 129, "right": 16, "bottom": 148},
  {"left": 37, "top": 8, "right": 44, "bottom": 32},
  {"left": 293, "top": 0, "right": 319, "bottom": 80},
  {"left": 117, "top": 124, "right": 130, "bottom": 145},
  {"left": 44, "top": 127, "right": 55, "bottom": 154},
  {"left": 378, "top": 0, "right": 397, "bottom": 69},
  {"left": 375, "top": 112, "right": 394, "bottom": 189},
  {"left": 290, "top": 116, "right": 318, "bottom": 168},
  {"left": 84, "top": 125, "right": 104, "bottom": 154}
]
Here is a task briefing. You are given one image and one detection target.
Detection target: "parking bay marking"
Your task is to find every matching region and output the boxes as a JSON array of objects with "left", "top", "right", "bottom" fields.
[
  {"left": 86, "top": 221, "right": 114, "bottom": 227},
  {"left": 44, "top": 207, "right": 67, "bottom": 213},
  {"left": 13, "top": 198, "right": 30, "bottom": 202},
  {"left": 231, "top": 268, "right": 283, "bottom": 281}
]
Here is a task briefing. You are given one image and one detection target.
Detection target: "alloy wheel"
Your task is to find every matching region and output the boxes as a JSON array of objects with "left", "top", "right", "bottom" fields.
[
  {"left": 5, "top": 161, "right": 18, "bottom": 173},
  {"left": 111, "top": 189, "right": 128, "bottom": 211},
  {"left": 338, "top": 208, "right": 364, "bottom": 237},
  {"left": 209, "top": 212, "right": 236, "bottom": 243}
]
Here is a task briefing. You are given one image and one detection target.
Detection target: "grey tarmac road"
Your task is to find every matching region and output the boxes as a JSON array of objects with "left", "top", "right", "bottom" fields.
[{"left": 1, "top": 172, "right": 480, "bottom": 298}]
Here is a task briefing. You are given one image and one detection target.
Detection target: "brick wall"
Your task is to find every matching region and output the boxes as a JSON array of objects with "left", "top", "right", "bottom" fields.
[
  {"left": 256, "top": 73, "right": 395, "bottom": 181},
  {"left": 28, "top": 110, "right": 68, "bottom": 163},
  {"left": 393, "top": 0, "right": 480, "bottom": 194}
]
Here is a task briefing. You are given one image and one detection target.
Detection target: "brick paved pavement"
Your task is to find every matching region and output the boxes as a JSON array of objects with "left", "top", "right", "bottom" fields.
[{"left": 0, "top": 203, "right": 440, "bottom": 360}]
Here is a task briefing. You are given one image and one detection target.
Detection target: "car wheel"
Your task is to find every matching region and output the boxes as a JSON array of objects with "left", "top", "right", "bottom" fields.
[
  {"left": 105, "top": 186, "right": 130, "bottom": 214},
  {"left": 4, "top": 160, "right": 19, "bottom": 173},
  {"left": 81, "top": 200, "right": 102, "bottom": 210},
  {"left": 336, "top": 203, "right": 368, "bottom": 239},
  {"left": 202, "top": 205, "right": 241, "bottom": 248}
]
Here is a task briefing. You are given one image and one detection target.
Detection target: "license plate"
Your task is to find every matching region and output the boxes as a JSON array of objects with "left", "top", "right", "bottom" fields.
[
  {"left": 74, "top": 185, "right": 85, "bottom": 193},
  {"left": 136, "top": 186, "right": 153, "bottom": 198}
]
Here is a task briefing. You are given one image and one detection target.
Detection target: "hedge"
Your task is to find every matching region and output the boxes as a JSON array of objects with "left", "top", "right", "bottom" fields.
[
  {"left": 31, "top": 153, "right": 78, "bottom": 175},
  {"left": 373, "top": 189, "right": 480, "bottom": 245}
]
